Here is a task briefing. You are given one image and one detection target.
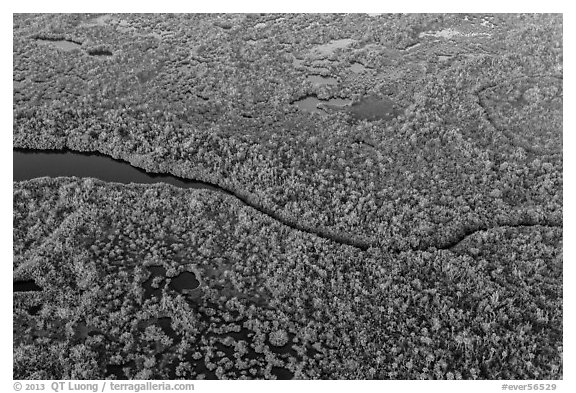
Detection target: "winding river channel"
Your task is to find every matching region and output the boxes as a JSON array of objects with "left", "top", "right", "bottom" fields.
[{"left": 13, "top": 148, "right": 373, "bottom": 251}]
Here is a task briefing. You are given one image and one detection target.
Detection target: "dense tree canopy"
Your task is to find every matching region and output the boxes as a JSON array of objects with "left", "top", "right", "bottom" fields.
[{"left": 13, "top": 13, "right": 562, "bottom": 380}]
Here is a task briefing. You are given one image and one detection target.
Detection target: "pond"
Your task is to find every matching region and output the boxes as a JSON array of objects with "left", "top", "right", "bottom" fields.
[
  {"left": 13, "top": 149, "right": 219, "bottom": 191},
  {"left": 169, "top": 271, "right": 200, "bottom": 292},
  {"left": 293, "top": 96, "right": 352, "bottom": 114},
  {"left": 294, "top": 95, "right": 399, "bottom": 122},
  {"left": 348, "top": 95, "right": 399, "bottom": 122},
  {"left": 306, "top": 75, "right": 337, "bottom": 87},
  {"left": 142, "top": 265, "right": 200, "bottom": 300}
]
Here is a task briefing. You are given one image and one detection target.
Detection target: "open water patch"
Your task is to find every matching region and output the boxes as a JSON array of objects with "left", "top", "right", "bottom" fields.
[
  {"left": 169, "top": 271, "right": 200, "bottom": 292},
  {"left": 347, "top": 95, "right": 399, "bottom": 122},
  {"left": 295, "top": 94, "right": 399, "bottom": 122},
  {"left": 293, "top": 96, "right": 352, "bottom": 114}
]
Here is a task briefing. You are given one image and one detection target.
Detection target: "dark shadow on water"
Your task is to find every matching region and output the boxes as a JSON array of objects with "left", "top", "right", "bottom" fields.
[
  {"left": 349, "top": 95, "right": 399, "bottom": 122},
  {"left": 14, "top": 279, "right": 42, "bottom": 292},
  {"left": 293, "top": 94, "right": 399, "bottom": 122}
]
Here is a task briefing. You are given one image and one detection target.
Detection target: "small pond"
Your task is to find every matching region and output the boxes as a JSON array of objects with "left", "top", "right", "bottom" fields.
[
  {"left": 306, "top": 75, "right": 337, "bottom": 87},
  {"left": 293, "top": 96, "right": 352, "bottom": 114},
  {"left": 348, "top": 95, "right": 399, "bottom": 122},
  {"left": 312, "top": 38, "right": 356, "bottom": 56},
  {"left": 143, "top": 265, "right": 199, "bottom": 300},
  {"left": 294, "top": 95, "right": 399, "bottom": 122},
  {"left": 169, "top": 271, "right": 200, "bottom": 292}
]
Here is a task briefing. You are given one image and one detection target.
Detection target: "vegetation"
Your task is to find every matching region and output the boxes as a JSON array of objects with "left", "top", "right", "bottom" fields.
[
  {"left": 13, "top": 177, "right": 562, "bottom": 379},
  {"left": 13, "top": 13, "right": 562, "bottom": 379}
]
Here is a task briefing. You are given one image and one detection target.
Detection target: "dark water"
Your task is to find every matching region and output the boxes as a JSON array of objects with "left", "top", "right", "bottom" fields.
[
  {"left": 348, "top": 95, "right": 399, "bottom": 122},
  {"left": 14, "top": 279, "right": 42, "bottom": 292},
  {"left": 28, "top": 305, "right": 42, "bottom": 315},
  {"left": 105, "top": 364, "right": 126, "bottom": 379},
  {"left": 169, "top": 271, "right": 200, "bottom": 291},
  {"left": 143, "top": 266, "right": 199, "bottom": 300},
  {"left": 306, "top": 75, "right": 337, "bottom": 87},
  {"left": 13, "top": 149, "right": 218, "bottom": 191},
  {"left": 312, "top": 38, "right": 356, "bottom": 56},
  {"left": 15, "top": 149, "right": 296, "bottom": 380},
  {"left": 157, "top": 317, "right": 179, "bottom": 342}
]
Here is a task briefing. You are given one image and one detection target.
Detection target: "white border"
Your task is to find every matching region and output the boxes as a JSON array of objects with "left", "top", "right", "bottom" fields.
[{"left": 3, "top": 4, "right": 572, "bottom": 392}]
